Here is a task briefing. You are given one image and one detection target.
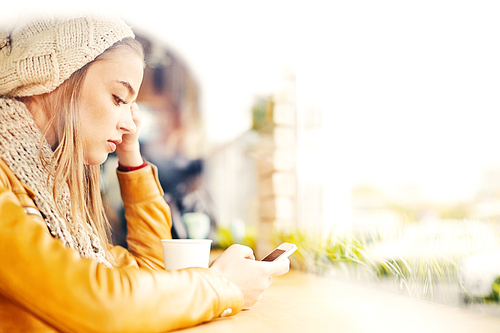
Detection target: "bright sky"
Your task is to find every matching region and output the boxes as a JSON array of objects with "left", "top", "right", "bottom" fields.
[{"left": 3, "top": 1, "right": 500, "bottom": 203}]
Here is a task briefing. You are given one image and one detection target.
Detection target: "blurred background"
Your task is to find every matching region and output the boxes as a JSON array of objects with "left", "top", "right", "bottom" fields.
[{"left": 4, "top": 0, "right": 500, "bottom": 314}]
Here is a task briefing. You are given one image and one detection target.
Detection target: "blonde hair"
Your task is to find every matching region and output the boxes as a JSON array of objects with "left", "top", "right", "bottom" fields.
[{"left": 21, "top": 37, "right": 144, "bottom": 265}]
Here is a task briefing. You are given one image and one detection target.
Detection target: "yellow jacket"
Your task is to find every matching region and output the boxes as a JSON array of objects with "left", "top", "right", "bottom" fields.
[{"left": 0, "top": 159, "right": 243, "bottom": 332}]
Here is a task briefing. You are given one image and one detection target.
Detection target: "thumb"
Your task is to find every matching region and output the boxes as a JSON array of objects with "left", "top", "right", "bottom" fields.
[
  {"left": 267, "top": 258, "right": 290, "bottom": 277},
  {"left": 228, "top": 244, "right": 256, "bottom": 260}
]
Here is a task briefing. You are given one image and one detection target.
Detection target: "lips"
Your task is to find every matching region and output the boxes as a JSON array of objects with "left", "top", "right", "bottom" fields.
[{"left": 107, "top": 139, "right": 122, "bottom": 152}]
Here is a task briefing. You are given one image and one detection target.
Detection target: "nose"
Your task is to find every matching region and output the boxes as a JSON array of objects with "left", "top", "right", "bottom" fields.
[{"left": 118, "top": 105, "right": 137, "bottom": 134}]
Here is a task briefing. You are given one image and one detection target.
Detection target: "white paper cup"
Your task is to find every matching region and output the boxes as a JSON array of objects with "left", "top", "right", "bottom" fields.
[{"left": 161, "top": 239, "right": 213, "bottom": 270}]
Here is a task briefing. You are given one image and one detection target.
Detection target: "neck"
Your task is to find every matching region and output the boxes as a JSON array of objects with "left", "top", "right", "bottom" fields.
[{"left": 22, "top": 96, "right": 58, "bottom": 149}]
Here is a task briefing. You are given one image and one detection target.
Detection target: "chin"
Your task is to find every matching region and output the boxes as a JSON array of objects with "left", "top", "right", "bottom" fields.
[{"left": 84, "top": 153, "right": 109, "bottom": 166}]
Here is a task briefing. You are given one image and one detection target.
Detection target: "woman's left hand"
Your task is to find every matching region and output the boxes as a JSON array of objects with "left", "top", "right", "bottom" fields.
[{"left": 116, "top": 102, "right": 144, "bottom": 167}]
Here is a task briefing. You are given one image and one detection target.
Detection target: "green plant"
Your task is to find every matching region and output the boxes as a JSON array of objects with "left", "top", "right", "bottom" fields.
[
  {"left": 274, "top": 222, "right": 500, "bottom": 306},
  {"left": 213, "top": 225, "right": 257, "bottom": 252},
  {"left": 274, "top": 230, "right": 379, "bottom": 279},
  {"left": 216, "top": 219, "right": 500, "bottom": 308}
]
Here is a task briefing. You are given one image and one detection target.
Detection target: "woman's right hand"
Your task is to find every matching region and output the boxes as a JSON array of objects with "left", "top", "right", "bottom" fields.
[
  {"left": 116, "top": 102, "right": 143, "bottom": 167},
  {"left": 210, "top": 244, "right": 290, "bottom": 309}
]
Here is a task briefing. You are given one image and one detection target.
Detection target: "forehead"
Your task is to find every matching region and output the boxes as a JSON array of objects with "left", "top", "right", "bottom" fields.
[
  {"left": 98, "top": 43, "right": 144, "bottom": 64},
  {"left": 86, "top": 48, "right": 144, "bottom": 92}
]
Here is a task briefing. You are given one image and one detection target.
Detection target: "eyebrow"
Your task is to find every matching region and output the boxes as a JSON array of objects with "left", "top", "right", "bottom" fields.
[{"left": 115, "top": 80, "right": 136, "bottom": 96}]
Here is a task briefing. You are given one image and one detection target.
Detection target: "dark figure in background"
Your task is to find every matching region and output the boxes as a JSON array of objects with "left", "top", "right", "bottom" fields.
[
  {"left": 148, "top": 156, "right": 218, "bottom": 240},
  {"left": 111, "top": 155, "right": 218, "bottom": 247}
]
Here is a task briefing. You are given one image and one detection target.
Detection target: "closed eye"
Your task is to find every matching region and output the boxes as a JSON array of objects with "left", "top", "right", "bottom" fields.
[{"left": 113, "top": 95, "right": 127, "bottom": 105}]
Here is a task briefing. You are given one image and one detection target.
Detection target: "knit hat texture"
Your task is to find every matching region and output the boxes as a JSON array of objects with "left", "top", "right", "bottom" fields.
[{"left": 0, "top": 14, "right": 134, "bottom": 97}]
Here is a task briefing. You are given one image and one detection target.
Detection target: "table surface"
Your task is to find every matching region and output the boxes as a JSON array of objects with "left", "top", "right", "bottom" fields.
[{"left": 173, "top": 269, "right": 500, "bottom": 333}]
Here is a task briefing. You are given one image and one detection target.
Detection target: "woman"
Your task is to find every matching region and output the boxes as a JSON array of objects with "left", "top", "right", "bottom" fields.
[{"left": 0, "top": 13, "right": 289, "bottom": 332}]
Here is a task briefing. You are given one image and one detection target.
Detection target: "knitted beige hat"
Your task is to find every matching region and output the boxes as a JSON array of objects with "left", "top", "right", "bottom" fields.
[{"left": 0, "top": 13, "right": 134, "bottom": 97}]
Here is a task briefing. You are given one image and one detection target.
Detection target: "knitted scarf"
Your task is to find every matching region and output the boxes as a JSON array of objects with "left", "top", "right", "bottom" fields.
[{"left": 0, "top": 98, "right": 111, "bottom": 267}]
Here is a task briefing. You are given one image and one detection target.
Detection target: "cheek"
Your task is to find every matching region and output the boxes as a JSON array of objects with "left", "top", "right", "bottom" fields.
[
  {"left": 88, "top": 111, "right": 117, "bottom": 137},
  {"left": 80, "top": 96, "right": 115, "bottom": 128}
]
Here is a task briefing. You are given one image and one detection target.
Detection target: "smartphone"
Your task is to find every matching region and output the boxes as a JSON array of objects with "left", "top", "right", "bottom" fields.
[{"left": 261, "top": 242, "right": 297, "bottom": 262}]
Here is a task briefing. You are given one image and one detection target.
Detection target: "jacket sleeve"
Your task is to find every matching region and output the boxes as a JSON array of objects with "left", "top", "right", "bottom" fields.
[
  {"left": 113, "top": 163, "right": 172, "bottom": 270},
  {"left": 0, "top": 174, "right": 243, "bottom": 333}
]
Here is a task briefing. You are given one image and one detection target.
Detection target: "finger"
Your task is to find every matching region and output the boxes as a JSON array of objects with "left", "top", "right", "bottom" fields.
[
  {"left": 231, "top": 244, "right": 255, "bottom": 260},
  {"left": 267, "top": 276, "right": 273, "bottom": 288},
  {"left": 245, "top": 252, "right": 256, "bottom": 260},
  {"left": 131, "top": 101, "right": 140, "bottom": 112},
  {"left": 268, "top": 258, "right": 290, "bottom": 276},
  {"left": 130, "top": 102, "right": 142, "bottom": 125}
]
